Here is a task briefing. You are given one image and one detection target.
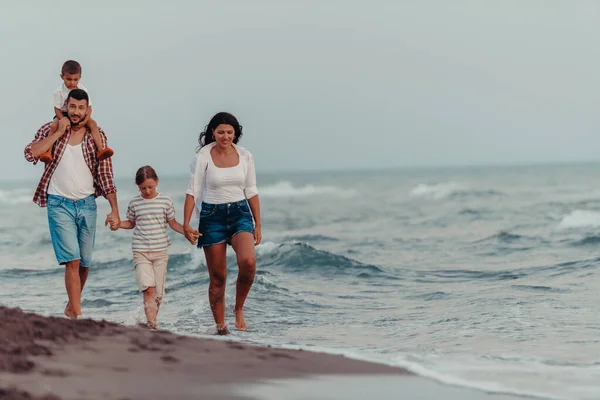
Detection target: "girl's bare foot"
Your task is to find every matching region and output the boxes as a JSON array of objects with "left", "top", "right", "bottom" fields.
[
  {"left": 234, "top": 307, "right": 247, "bottom": 331},
  {"left": 216, "top": 323, "right": 229, "bottom": 335},
  {"left": 64, "top": 302, "right": 77, "bottom": 320}
]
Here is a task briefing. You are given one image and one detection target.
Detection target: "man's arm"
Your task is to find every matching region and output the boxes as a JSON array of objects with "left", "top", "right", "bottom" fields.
[
  {"left": 95, "top": 128, "right": 120, "bottom": 230},
  {"left": 24, "top": 120, "right": 68, "bottom": 163}
]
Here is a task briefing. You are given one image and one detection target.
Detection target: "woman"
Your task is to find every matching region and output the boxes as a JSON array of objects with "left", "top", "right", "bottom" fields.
[{"left": 184, "top": 112, "right": 262, "bottom": 335}]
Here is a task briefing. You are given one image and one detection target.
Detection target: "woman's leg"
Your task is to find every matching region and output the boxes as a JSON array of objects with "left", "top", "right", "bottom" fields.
[
  {"left": 231, "top": 232, "right": 257, "bottom": 331},
  {"left": 203, "top": 243, "right": 229, "bottom": 334}
]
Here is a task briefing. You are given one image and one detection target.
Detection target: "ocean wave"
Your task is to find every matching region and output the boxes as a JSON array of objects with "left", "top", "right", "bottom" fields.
[
  {"left": 258, "top": 242, "right": 386, "bottom": 277},
  {"left": 281, "top": 234, "right": 340, "bottom": 243},
  {"left": 259, "top": 181, "right": 356, "bottom": 198},
  {"left": 475, "top": 231, "right": 526, "bottom": 243},
  {"left": 557, "top": 210, "right": 600, "bottom": 229},
  {"left": 409, "top": 182, "right": 502, "bottom": 200},
  {"left": 511, "top": 285, "right": 570, "bottom": 293},
  {"left": 570, "top": 234, "right": 600, "bottom": 247}
]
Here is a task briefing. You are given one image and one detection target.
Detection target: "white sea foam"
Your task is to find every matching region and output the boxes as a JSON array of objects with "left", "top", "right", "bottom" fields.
[
  {"left": 0, "top": 189, "right": 33, "bottom": 205},
  {"left": 557, "top": 210, "right": 600, "bottom": 229},
  {"left": 259, "top": 181, "right": 356, "bottom": 198},
  {"left": 409, "top": 182, "right": 465, "bottom": 200}
]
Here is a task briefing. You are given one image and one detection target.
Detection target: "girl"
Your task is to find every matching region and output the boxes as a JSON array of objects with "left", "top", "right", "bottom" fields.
[{"left": 118, "top": 165, "right": 188, "bottom": 329}]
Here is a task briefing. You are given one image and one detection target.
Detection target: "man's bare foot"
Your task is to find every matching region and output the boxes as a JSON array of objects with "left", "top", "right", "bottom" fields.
[
  {"left": 64, "top": 303, "right": 77, "bottom": 320},
  {"left": 234, "top": 307, "right": 247, "bottom": 331},
  {"left": 216, "top": 323, "right": 229, "bottom": 335}
]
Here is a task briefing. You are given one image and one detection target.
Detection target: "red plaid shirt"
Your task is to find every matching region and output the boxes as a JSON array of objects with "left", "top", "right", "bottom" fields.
[{"left": 24, "top": 122, "right": 117, "bottom": 207}]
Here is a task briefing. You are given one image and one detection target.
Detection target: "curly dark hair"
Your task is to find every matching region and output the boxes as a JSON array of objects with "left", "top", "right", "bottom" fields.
[{"left": 197, "top": 112, "right": 243, "bottom": 151}]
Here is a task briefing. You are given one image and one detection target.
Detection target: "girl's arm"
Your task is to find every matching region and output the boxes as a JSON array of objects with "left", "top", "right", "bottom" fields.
[
  {"left": 119, "top": 220, "right": 136, "bottom": 229},
  {"left": 168, "top": 219, "right": 185, "bottom": 235}
]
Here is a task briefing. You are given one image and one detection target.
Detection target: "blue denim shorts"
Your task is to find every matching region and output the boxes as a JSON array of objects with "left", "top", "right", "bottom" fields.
[
  {"left": 47, "top": 194, "right": 97, "bottom": 267},
  {"left": 197, "top": 199, "right": 254, "bottom": 248}
]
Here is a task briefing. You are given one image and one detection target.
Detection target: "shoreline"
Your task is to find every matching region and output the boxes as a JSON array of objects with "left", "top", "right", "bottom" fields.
[{"left": 0, "top": 306, "right": 537, "bottom": 400}]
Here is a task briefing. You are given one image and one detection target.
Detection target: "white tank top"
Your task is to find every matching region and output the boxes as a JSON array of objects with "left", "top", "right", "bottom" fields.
[
  {"left": 203, "top": 154, "right": 246, "bottom": 204},
  {"left": 48, "top": 143, "right": 95, "bottom": 200}
]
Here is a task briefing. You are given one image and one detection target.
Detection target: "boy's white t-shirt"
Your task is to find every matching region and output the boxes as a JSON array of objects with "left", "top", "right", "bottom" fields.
[{"left": 52, "top": 83, "right": 93, "bottom": 112}]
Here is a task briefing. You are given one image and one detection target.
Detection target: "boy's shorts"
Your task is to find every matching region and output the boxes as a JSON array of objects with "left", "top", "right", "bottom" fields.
[{"left": 133, "top": 250, "right": 169, "bottom": 299}]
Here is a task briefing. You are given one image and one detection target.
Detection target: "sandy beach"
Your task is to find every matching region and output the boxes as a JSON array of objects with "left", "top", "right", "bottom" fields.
[{"left": 0, "top": 306, "right": 535, "bottom": 400}]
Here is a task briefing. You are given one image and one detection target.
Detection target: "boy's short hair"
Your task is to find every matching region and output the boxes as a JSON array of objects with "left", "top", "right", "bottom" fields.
[
  {"left": 67, "top": 89, "right": 89, "bottom": 105},
  {"left": 62, "top": 60, "right": 82, "bottom": 76}
]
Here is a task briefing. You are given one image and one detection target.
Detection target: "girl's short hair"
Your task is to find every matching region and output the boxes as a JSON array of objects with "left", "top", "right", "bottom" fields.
[{"left": 135, "top": 165, "right": 158, "bottom": 185}]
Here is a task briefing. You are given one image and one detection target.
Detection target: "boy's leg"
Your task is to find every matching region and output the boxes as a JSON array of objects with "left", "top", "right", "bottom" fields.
[
  {"left": 87, "top": 118, "right": 114, "bottom": 160},
  {"left": 39, "top": 119, "right": 59, "bottom": 163}
]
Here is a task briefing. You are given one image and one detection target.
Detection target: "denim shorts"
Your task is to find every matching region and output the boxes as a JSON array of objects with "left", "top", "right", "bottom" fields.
[
  {"left": 47, "top": 194, "right": 97, "bottom": 267},
  {"left": 197, "top": 199, "right": 254, "bottom": 248}
]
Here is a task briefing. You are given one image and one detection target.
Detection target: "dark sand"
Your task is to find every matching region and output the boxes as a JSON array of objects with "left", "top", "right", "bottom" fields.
[{"left": 0, "top": 306, "right": 408, "bottom": 399}]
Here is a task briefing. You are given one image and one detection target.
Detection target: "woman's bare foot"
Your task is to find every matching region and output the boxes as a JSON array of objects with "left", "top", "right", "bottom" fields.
[
  {"left": 234, "top": 307, "right": 247, "bottom": 331},
  {"left": 216, "top": 323, "right": 230, "bottom": 335},
  {"left": 64, "top": 302, "right": 77, "bottom": 320}
]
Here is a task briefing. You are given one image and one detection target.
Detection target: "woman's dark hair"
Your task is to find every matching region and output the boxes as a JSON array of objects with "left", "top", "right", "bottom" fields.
[
  {"left": 197, "top": 112, "right": 243, "bottom": 151},
  {"left": 135, "top": 165, "right": 159, "bottom": 185}
]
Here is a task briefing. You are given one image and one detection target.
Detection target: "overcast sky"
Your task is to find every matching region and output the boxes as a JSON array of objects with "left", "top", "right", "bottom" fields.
[{"left": 2, "top": 0, "right": 600, "bottom": 181}]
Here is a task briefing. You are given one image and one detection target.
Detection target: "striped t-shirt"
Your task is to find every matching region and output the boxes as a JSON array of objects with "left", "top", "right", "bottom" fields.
[{"left": 126, "top": 194, "right": 175, "bottom": 252}]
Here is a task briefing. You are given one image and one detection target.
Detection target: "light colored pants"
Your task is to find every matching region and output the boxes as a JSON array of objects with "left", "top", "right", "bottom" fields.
[{"left": 133, "top": 250, "right": 169, "bottom": 299}]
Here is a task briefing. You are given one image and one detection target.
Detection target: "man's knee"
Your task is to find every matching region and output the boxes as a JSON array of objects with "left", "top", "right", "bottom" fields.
[{"left": 65, "top": 260, "right": 81, "bottom": 269}]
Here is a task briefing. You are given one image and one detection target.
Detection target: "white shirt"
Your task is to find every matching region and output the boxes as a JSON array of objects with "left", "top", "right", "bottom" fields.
[
  {"left": 52, "top": 83, "right": 93, "bottom": 112},
  {"left": 204, "top": 154, "right": 247, "bottom": 204},
  {"left": 186, "top": 142, "right": 258, "bottom": 215},
  {"left": 48, "top": 143, "right": 95, "bottom": 200}
]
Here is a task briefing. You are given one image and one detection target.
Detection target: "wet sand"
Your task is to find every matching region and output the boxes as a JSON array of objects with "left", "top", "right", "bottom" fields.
[{"left": 0, "top": 306, "right": 534, "bottom": 400}]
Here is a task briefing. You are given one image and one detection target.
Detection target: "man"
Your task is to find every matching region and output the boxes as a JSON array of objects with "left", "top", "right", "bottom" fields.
[{"left": 24, "top": 89, "right": 120, "bottom": 319}]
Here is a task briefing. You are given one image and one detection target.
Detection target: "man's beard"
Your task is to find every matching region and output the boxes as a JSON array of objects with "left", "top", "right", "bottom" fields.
[{"left": 67, "top": 112, "right": 84, "bottom": 126}]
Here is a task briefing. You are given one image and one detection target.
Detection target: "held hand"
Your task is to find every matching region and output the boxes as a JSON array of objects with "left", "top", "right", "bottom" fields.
[
  {"left": 105, "top": 211, "right": 121, "bottom": 231},
  {"left": 184, "top": 224, "right": 201, "bottom": 245},
  {"left": 57, "top": 117, "right": 71, "bottom": 134},
  {"left": 254, "top": 225, "right": 262, "bottom": 246}
]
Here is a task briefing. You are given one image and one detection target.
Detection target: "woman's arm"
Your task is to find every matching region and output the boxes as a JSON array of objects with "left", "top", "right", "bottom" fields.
[
  {"left": 183, "top": 194, "right": 200, "bottom": 244},
  {"left": 247, "top": 195, "right": 262, "bottom": 245}
]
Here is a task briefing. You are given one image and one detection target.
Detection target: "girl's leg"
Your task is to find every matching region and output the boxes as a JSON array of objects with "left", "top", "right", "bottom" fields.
[
  {"left": 203, "top": 243, "right": 228, "bottom": 334},
  {"left": 230, "top": 232, "right": 257, "bottom": 331},
  {"left": 152, "top": 251, "right": 169, "bottom": 318},
  {"left": 143, "top": 287, "right": 158, "bottom": 328}
]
